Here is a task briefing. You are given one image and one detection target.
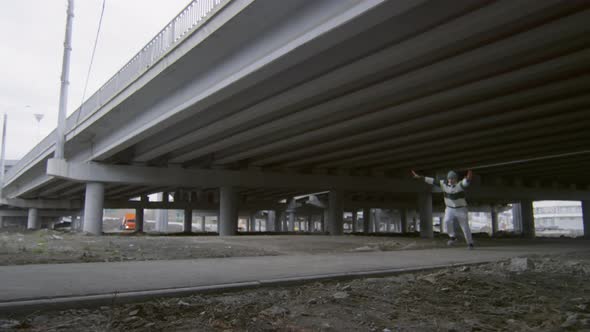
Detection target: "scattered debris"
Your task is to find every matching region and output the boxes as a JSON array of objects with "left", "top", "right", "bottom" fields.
[
  {"left": 0, "top": 319, "right": 21, "bottom": 329},
  {"left": 177, "top": 300, "right": 190, "bottom": 307},
  {"left": 351, "top": 246, "right": 374, "bottom": 252},
  {"left": 332, "top": 291, "right": 349, "bottom": 299},
  {"left": 260, "top": 305, "right": 289, "bottom": 317},
  {"left": 508, "top": 257, "right": 535, "bottom": 272}
]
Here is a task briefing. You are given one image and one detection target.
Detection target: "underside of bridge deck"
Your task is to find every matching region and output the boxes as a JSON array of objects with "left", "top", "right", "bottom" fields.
[{"left": 2, "top": 0, "right": 590, "bottom": 237}]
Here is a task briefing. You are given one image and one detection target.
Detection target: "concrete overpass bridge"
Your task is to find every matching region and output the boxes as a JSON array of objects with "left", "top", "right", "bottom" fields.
[{"left": 2, "top": 0, "right": 590, "bottom": 237}]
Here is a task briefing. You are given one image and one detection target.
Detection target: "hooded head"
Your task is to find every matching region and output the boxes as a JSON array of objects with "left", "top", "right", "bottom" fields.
[{"left": 447, "top": 170, "right": 458, "bottom": 185}]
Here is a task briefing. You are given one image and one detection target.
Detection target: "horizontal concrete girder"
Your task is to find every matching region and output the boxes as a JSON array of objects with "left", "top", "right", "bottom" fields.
[
  {"left": 47, "top": 158, "right": 428, "bottom": 193},
  {"left": 0, "top": 209, "right": 79, "bottom": 217},
  {"left": 46, "top": 159, "right": 590, "bottom": 202}
]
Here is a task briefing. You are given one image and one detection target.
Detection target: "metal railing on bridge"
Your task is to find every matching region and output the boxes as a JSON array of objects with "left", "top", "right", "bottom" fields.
[
  {"left": 82, "top": 0, "right": 229, "bottom": 119},
  {"left": 4, "top": 0, "right": 231, "bottom": 185}
]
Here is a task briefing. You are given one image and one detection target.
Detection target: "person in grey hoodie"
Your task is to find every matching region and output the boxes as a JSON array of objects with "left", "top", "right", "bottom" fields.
[{"left": 412, "top": 169, "right": 474, "bottom": 249}]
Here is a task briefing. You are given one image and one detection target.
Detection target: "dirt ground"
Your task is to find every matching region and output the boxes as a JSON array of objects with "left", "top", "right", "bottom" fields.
[
  {"left": 0, "top": 227, "right": 563, "bottom": 266},
  {"left": 1, "top": 251, "right": 589, "bottom": 331}
]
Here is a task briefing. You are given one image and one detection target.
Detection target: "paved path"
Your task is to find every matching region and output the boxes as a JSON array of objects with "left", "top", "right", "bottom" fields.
[{"left": 0, "top": 242, "right": 588, "bottom": 312}]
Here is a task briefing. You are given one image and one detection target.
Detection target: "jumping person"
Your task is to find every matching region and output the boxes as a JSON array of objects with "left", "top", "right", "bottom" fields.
[{"left": 411, "top": 169, "right": 474, "bottom": 250}]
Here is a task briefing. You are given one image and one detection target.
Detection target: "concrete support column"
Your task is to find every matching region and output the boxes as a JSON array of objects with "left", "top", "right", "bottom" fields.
[
  {"left": 328, "top": 190, "right": 343, "bottom": 235},
  {"left": 490, "top": 205, "right": 498, "bottom": 236},
  {"left": 82, "top": 182, "right": 104, "bottom": 235},
  {"left": 27, "top": 208, "right": 40, "bottom": 230},
  {"left": 322, "top": 209, "right": 328, "bottom": 232},
  {"left": 372, "top": 209, "right": 379, "bottom": 233},
  {"left": 351, "top": 210, "right": 357, "bottom": 233},
  {"left": 288, "top": 210, "right": 295, "bottom": 232},
  {"left": 135, "top": 207, "right": 144, "bottom": 233},
  {"left": 71, "top": 215, "right": 79, "bottom": 231},
  {"left": 267, "top": 210, "right": 277, "bottom": 232},
  {"left": 512, "top": 203, "right": 523, "bottom": 234},
  {"left": 400, "top": 209, "right": 408, "bottom": 234},
  {"left": 219, "top": 186, "right": 238, "bottom": 236},
  {"left": 156, "top": 192, "right": 169, "bottom": 233},
  {"left": 582, "top": 200, "right": 590, "bottom": 238},
  {"left": 362, "top": 208, "right": 370, "bottom": 233},
  {"left": 418, "top": 192, "right": 433, "bottom": 238},
  {"left": 520, "top": 199, "right": 535, "bottom": 238},
  {"left": 281, "top": 211, "right": 289, "bottom": 232},
  {"left": 184, "top": 208, "right": 192, "bottom": 234},
  {"left": 307, "top": 213, "right": 313, "bottom": 233},
  {"left": 201, "top": 216, "right": 206, "bottom": 232},
  {"left": 135, "top": 195, "right": 146, "bottom": 233},
  {"left": 248, "top": 213, "right": 255, "bottom": 232}
]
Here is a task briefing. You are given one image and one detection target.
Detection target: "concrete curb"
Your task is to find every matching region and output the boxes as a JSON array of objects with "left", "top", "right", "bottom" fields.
[{"left": 0, "top": 259, "right": 495, "bottom": 314}]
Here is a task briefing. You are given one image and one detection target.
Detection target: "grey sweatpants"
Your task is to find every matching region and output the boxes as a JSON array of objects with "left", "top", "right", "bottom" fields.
[{"left": 444, "top": 207, "right": 473, "bottom": 244}]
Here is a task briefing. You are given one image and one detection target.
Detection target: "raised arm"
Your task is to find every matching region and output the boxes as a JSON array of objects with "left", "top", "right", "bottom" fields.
[
  {"left": 411, "top": 170, "right": 423, "bottom": 179},
  {"left": 411, "top": 170, "right": 437, "bottom": 186},
  {"left": 460, "top": 169, "right": 473, "bottom": 188}
]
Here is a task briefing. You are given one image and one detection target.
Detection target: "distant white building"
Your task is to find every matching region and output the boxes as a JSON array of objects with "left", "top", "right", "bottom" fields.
[{"left": 533, "top": 201, "right": 583, "bottom": 235}]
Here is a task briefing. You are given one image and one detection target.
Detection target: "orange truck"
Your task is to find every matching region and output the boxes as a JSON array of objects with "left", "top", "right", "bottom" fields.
[{"left": 120, "top": 213, "right": 136, "bottom": 230}]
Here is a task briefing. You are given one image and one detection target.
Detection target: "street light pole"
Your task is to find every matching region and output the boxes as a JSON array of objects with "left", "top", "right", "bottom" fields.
[
  {"left": 0, "top": 113, "right": 7, "bottom": 184},
  {"left": 55, "top": 0, "right": 74, "bottom": 159}
]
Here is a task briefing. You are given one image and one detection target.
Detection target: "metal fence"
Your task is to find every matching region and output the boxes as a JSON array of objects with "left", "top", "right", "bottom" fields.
[{"left": 4, "top": 0, "right": 230, "bottom": 185}]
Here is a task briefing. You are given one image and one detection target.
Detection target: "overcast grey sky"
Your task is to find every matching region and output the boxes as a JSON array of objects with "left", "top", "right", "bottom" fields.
[{"left": 0, "top": 0, "right": 190, "bottom": 160}]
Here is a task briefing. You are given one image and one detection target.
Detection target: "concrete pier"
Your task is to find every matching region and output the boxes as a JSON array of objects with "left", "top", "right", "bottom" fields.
[
  {"left": 248, "top": 213, "right": 255, "bottom": 232},
  {"left": 219, "top": 186, "right": 238, "bottom": 236},
  {"left": 135, "top": 208, "right": 144, "bottom": 233},
  {"left": 418, "top": 193, "right": 433, "bottom": 238},
  {"left": 490, "top": 205, "right": 498, "bottom": 236},
  {"left": 362, "top": 208, "right": 370, "bottom": 233},
  {"left": 156, "top": 192, "right": 169, "bottom": 233},
  {"left": 184, "top": 208, "right": 192, "bottom": 234},
  {"left": 267, "top": 210, "right": 277, "bottom": 232},
  {"left": 583, "top": 200, "right": 590, "bottom": 238},
  {"left": 26, "top": 208, "right": 39, "bottom": 230},
  {"left": 82, "top": 182, "right": 104, "bottom": 235},
  {"left": 327, "top": 190, "right": 343, "bottom": 235},
  {"left": 520, "top": 199, "right": 535, "bottom": 238},
  {"left": 400, "top": 209, "right": 408, "bottom": 234},
  {"left": 512, "top": 203, "right": 523, "bottom": 234}
]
